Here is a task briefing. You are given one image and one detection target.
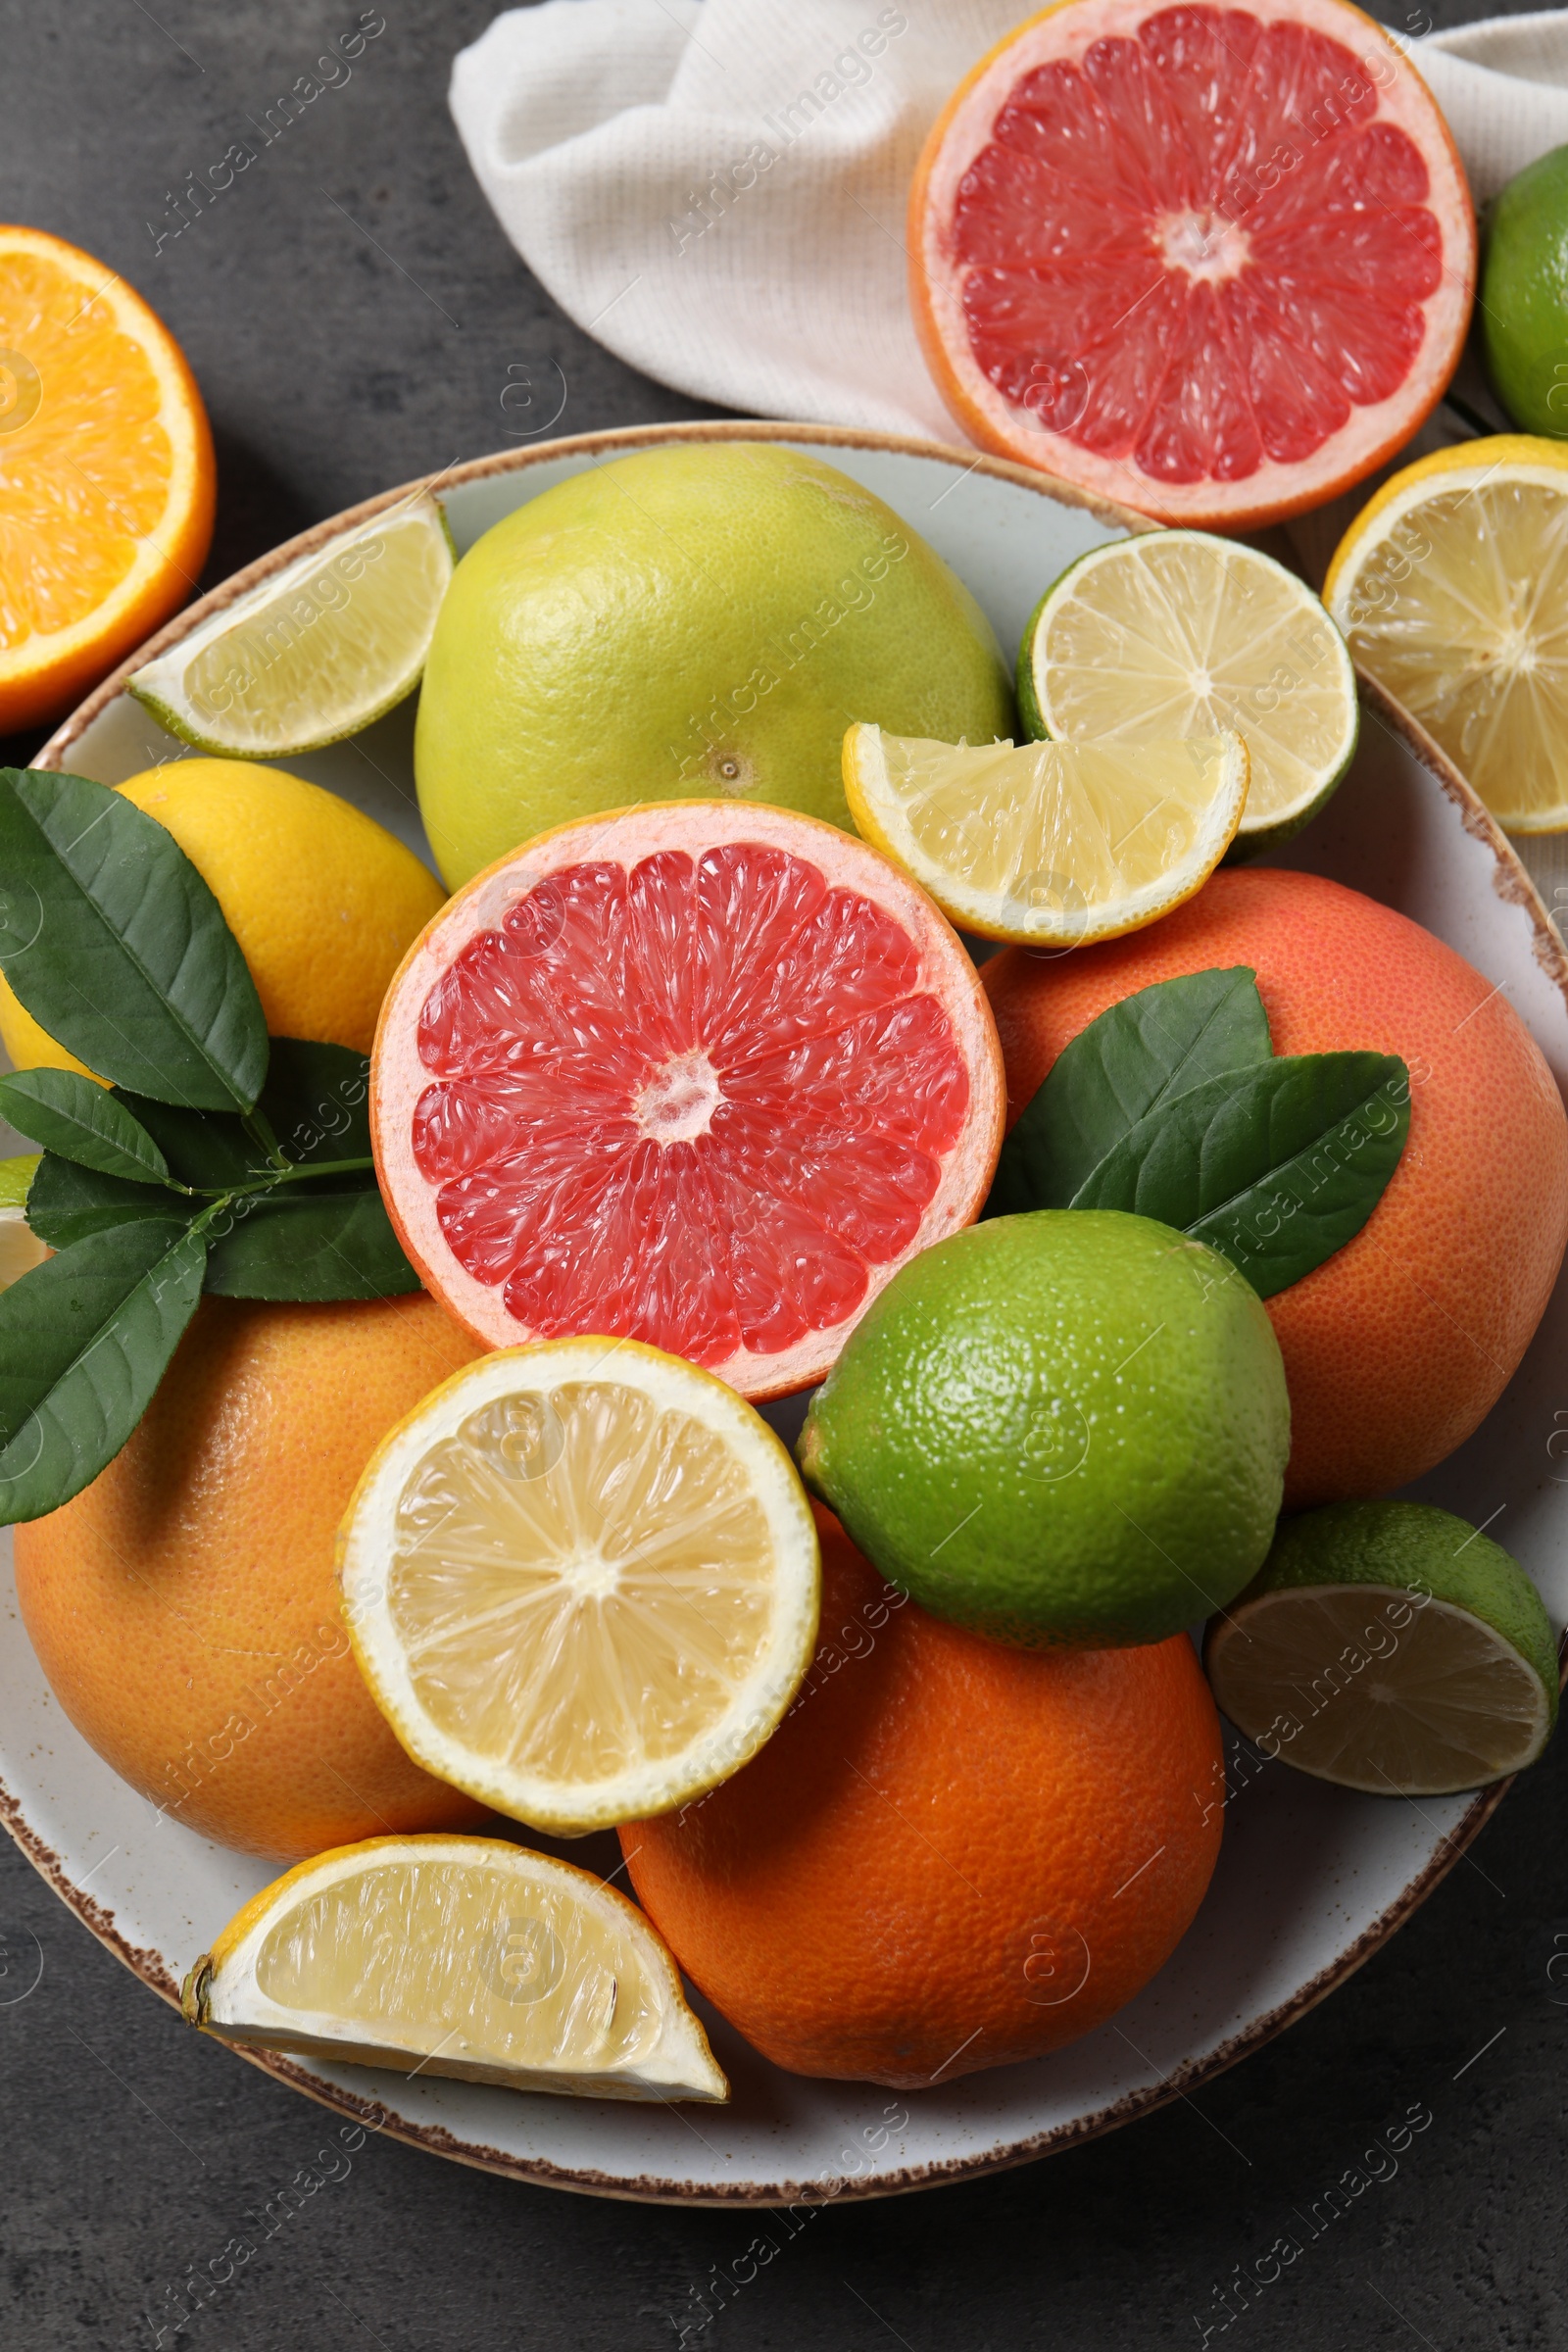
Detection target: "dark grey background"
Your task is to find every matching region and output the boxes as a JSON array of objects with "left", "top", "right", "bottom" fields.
[{"left": 2, "top": 3, "right": 1564, "bottom": 2346}]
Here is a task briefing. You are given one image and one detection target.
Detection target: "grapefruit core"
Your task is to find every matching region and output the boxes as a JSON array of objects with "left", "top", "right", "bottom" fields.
[
  {"left": 371, "top": 803, "right": 1004, "bottom": 1398},
  {"left": 909, "top": 0, "right": 1476, "bottom": 528}
]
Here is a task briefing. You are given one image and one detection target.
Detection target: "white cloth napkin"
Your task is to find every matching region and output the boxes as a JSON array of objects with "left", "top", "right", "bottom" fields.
[{"left": 449, "top": 3, "right": 1568, "bottom": 444}]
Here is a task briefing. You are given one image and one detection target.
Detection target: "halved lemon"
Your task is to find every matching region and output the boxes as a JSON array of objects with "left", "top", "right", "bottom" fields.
[
  {"left": 338, "top": 1339, "right": 820, "bottom": 1835},
  {"left": 1018, "top": 532, "right": 1358, "bottom": 855},
  {"left": 180, "top": 1835, "right": 728, "bottom": 2102},
  {"left": 1204, "top": 1500, "right": 1559, "bottom": 1797},
  {"left": 1324, "top": 436, "right": 1568, "bottom": 833},
  {"left": 129, "top": 494, "right": 453, "bottom": 758},
  {"left": 0, "top": 225, "right": 215, "bottom": 732},
  {"left": 1024, "top": 533, "right": 1353, "bottom": 856},
  {"left": 843, "top": 722, "right": 1248, "bottom": 946}
]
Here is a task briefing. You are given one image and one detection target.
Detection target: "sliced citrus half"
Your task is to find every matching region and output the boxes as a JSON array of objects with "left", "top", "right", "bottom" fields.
[
  {"left": 370, "top": 801, "right": 1004, "bottom": 1393},
  {"left": 1018, "top": 534, "right": 1358, "bottom": 854},
  {"left": 0, "top": 225, "right": 215, "bottom": 732},
  {"left": 1324, "top": 436, "right": 1568, "bottom": 832},
  {"left": 908, "top": 0, "right": 1475, "bottom": 529},
  {"left": 129, "top": 495, "right": 453, "bottom": 758},
  {"left": 1204, "top": 1500, "right": 1559, "bottom": 1796},
  {"left": 180, "top": 1834, "right": 728, "bottom": 2102},
  {"left": 337, "top": 1340, "right": 821, "bottom": 1835},
  {"left": 843, "top": 720, "right": 1247, "bottom": 945}
]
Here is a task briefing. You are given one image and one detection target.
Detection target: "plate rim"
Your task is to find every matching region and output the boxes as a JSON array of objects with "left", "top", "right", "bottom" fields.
[{"left": 9, "top": 419, "right": 1565, "bottom": 2205}]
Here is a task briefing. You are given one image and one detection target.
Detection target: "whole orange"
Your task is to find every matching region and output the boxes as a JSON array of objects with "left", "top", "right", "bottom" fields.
[
  {"left": 14, "top": 1294, "right": 486, "bottom": 1861},
  {"left": 983, "top": 867, "right": 1568, "bottom": 1506},
  {"left": 621, "top": 1510, "right": 1222, "bottom": 2088}
]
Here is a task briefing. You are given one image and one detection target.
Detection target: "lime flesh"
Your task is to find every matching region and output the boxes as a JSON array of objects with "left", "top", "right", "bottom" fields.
[
  {"left": 413, "top": 443, "right": 1014, "bottom": 889},
  {"left": 1018, "top": 532, "right": 1357, "bottom": 856},
  {"left": 797, "top": 1210, "right": 1291, "bottom": 1649},
  {"left": 1205, "top": 1500, "right": 1558, "bottom": 1795}
]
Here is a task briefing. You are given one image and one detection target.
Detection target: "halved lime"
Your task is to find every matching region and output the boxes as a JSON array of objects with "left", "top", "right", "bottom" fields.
[
  {"left": 1018, "top": 532, "right": 1358, "bottom": 856},
  {"left": 1204, "top": 1500, "right": 1559, "bottom": 1797},
  {"left": 129, "top": 494, "right": 454, "bottom": 758},
  {"left": 842, "top": 721, "right": 1248, "bottom": 946}
]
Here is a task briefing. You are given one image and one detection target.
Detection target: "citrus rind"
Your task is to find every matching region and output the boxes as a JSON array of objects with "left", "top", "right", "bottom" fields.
[
  {"left": 185, "top": 1833, "right": 729, "bottom": 2102},
  {"left": 337, "top": 1339, "right": 821, "bottom": 1836},
  {"left": 843, "top": 720, "right": 1249, "bottom": 945}
]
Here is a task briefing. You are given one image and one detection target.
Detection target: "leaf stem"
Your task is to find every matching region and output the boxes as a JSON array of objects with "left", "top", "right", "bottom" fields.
[{"left": 190, "top": 1153, "right": 376, "bottom": 1201}]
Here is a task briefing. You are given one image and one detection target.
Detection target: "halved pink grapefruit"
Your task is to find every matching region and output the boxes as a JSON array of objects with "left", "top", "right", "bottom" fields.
[
  {"left": 370, "top": 803, "right": 1004, "bottom": 1397},
  {"left": 909, "top": 0, "right": 1475, "bottom": 528}
]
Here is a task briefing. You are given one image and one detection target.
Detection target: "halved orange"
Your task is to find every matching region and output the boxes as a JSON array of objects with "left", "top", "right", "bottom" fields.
[{"left": 0, "top": 225, "right": 215, "bottom": 732}]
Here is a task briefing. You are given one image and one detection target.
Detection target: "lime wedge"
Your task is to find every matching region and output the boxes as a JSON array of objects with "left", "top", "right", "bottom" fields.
[
  {"left": 842, "top": 722, "right": 1248, "bottom": 947},
  {"left": 1018, "top": 533, "right": 1358, "bottom": 855},
  {"left": 0, "top": 1157, "right": 45, "bottom": 1288},
  {"left": 129, "top": 495, "right": 454, "bottom": 758},
  {"left": 1204, "top": 1500, "right": 1559, "bottom": 1797}
]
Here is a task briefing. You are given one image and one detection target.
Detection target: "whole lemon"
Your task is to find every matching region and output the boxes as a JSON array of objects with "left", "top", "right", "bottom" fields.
[
  {"left": 0, "top": 759, "right": 445, "bottom": 1077},
  {"left": 798, "top": 1211, "right": 1290, "bottom": 1648},
  {"left": 413, "top": 442, "right": 1014, "bottom": 887}
]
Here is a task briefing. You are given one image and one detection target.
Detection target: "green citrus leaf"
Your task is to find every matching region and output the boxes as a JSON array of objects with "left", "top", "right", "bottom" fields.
[
  {"left": 107, "top": 1091, "right": 266, "bottom": 1191},
  {"left": 1070, "top": 1052, "right": 1410, "bottom": 1298},
  {"left": 24, "top": 1154, "right": 176, "bottom": 1249},
  {"left": 0, "top": 1067, "right": 175, "bottom": 1187},
  {"left": 203, "top": 1186, "right": 419, "bottom": 1301},
  {"left": 258, "top": 1038, "right": 373, "bottom": 1168},
  {"left": 0, "top": 767, "right": 268, "bottom": 1112},
  {"left": 0, "top": 1218, "right": 207, "bottom": 1523},
  {"left": 988, "top": 967, "right": 1273, "bottom": 1215}
]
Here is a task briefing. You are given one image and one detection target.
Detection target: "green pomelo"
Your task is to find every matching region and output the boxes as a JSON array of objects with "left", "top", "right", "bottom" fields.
[
  {"left": 413, "top": 442, "right": 1015, "bottom": 887},
  {"left": 1482, "top": 143, "right": 1568, "bottom": 437},
  {"left": 797, "top": 1210, "right": 1290, "bottom": 1650}
]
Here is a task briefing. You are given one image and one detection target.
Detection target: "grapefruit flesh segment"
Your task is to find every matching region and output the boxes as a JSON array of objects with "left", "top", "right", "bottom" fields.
[
  {"left": 372, "top": 804, "right": 1004, "bottom": 1397},
  {"left": 910, "top": 0, "right": 1475, "bottom": 527}
]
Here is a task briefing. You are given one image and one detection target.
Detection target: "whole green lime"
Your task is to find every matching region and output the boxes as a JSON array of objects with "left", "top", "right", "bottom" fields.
[
  {"left": 797, "top": 1211, "right": 1291, "bottom": 1649},
  {"left": 413, "top": 443, "right": 1014, "bottom": 887},
  {"left": 1481, "top": 143, "right": 1568, "bottom": 436}
]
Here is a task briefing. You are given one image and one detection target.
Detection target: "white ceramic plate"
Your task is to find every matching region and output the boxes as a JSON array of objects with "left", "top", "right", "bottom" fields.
[{"left": 4, "top": 423, "right": 1566, "bottom": 2205}]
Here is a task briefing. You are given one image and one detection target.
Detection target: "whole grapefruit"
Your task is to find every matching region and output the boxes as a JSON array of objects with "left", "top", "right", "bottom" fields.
[
  {"left": 983, "top": 867, "right": 1568, "bottom": 1505},
  {"left": 14, "top": 1295, "right": 487, "bottom": 1861},
  {"left": 412, "top": 441, "right": 1013, "bottom": 887},
  {"left": 621, "top": 1510, "right": 1223, "bottom": 2087}
]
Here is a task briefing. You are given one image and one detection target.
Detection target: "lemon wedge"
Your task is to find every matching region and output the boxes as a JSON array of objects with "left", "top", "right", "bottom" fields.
[
  {"left": 0, "top": 1156, "right": 45, "bottom": 1288},
  {"left": 337, "top": 1339, "right": 820, "bottom": 1836},
  {"left": 129, "top": 494, "right": 453, "bottom": 759},
  {"left": 1018, "top": 532, "right": 1358, "bottom": 854},
  {"left": 181, "top": 1835, "right": 728, "bottom": 2102},
  {"left": 1324, "top": 436, "right": 1568, "bottom": 833},
  {"left": 842, "top": 723, "right": 1248, "bottom": 946}
]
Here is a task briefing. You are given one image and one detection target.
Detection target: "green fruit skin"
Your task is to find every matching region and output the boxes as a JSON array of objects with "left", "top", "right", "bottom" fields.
[
  {"left": 797, "top": 1210, "right": 1291, "bottom": 1650},
  {"left": 1482, "top": 144, "right": 1568, "bottom": 437},
  {"left": 414, "top": 443, "right": 1015, "bottom": 888},
  {"left": 1233, "top": 1500, "right": 1560, "bottom": 1727}
]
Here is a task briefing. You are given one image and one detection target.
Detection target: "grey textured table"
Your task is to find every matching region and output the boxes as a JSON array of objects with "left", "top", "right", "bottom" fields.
[{"left": 2, "top": 5, "right": 1564, "bottom": 2347}]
